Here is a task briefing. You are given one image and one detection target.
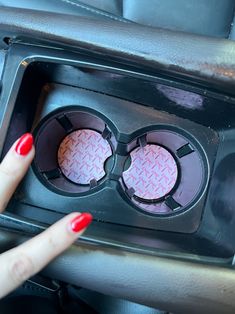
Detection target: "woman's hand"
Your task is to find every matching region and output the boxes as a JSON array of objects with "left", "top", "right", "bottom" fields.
[{"left": 0, "top": 133, "right": 92, "bottom": 299}]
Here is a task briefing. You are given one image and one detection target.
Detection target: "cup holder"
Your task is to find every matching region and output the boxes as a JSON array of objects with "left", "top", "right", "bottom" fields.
[
  {"left": 33, "top": 106, "right": 206, "bottom": 217},
  {"left": 123, "top": 144, "right": 178, "bottom": 201},
  {"left": 121, "top": 130, "right": 205, "bottom": 215},
  {"left": 33, "top": 108, "right": 116, "bottom": 194}
]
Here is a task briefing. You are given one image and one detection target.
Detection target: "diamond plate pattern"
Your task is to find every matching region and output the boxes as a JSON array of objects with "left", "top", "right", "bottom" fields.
[
  {"left": 123, "top": 144, "right": 178, "bottom": 200},
  {"left": 58, "top": 129, "right": 112, "bottom": 184}
]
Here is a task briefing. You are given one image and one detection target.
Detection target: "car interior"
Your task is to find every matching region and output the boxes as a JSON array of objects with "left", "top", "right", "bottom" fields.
[{"left": 0, "top": 0, "right": 235, "bottom": 313}]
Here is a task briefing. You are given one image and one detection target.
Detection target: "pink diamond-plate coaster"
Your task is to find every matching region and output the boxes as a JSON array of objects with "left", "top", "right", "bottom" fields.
[
  {"left": 58, "top": 129, "right": 112, "bottom": 184},
  {"left": 123, "top": 144, "right": 178, "bottom": 200}
]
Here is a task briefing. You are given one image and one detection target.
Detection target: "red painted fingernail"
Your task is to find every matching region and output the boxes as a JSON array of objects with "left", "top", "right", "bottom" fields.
[
  {"left": 70, "top": 213, "right": 93, "bottom": 233},
  {"left": 15, "top": 133, "right": 34, "bottom": 156}
]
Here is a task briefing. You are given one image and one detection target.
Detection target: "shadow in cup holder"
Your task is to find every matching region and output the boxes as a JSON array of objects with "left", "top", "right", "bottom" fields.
[
  {"left": 120, "top": 130, "right": 205, "bottom": 215},
  {"left": 33, "top": 109, "right": 117, "bottom": 195}
]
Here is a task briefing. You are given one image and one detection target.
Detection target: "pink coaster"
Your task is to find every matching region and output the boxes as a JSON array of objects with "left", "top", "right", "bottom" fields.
[
  {"left": 58, "top": 129, "right": 112, "bottom": 184},
  {"left": 123, "top": 144, "right": 178, "bottom": 200}
]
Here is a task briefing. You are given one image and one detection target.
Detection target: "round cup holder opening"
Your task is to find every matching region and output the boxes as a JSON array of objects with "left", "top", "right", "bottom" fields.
[
  {"left": 121, "top": 131, "right": 205, "bottom": 215},
  {"left": 33, "top": 109, "right": 116, "bottom": 195},
  {"left": 123, "top": 144, "right": 178, "bottom": 202}
]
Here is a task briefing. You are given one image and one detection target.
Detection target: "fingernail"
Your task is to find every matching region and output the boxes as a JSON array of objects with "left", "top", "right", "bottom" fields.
[
  {"left": 15, "top": 133, "right": 34, "bottom": 156},
  {"left": 70, "top": 213, "right": 93, "bottom": 233}
]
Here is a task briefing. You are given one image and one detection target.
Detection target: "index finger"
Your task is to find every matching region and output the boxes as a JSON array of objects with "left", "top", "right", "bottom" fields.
[
  {"left": 0, "top": 133, "right": 35, "bottom": 213},
  {"left": 0, "top": 212, "right": 93, "bottom": 299}
]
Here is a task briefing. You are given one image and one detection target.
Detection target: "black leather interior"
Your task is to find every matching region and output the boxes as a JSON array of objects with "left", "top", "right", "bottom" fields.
[
  {"left": 82, "top": 0, "right": 235, "bottom": 39},
  {"left": 1, "top": 0, "right": 235, "bottom": 39},
  {"left": 122, "top": 0, "right": 235, "bottom": 39},
  {"left": 1, "top": 6, "right": 235, "bottom": 97},
  {"left": 0, "top": 7, "right": 235, "bottom": 100},
  {"left": 0, "top": 0, "right": 130, "bottom": 23}
]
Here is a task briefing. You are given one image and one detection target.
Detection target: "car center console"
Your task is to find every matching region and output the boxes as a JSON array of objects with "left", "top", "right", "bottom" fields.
[{"left": 1, "top": 43, "right": 235, "bottom": 263}]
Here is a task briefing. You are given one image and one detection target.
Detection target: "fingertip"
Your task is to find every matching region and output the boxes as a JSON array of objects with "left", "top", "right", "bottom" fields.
[
  {"left": 68, "top": 212, "right": 93, "bottom": 234},
  {"left": 14, "top": 133, "right": 34, "bottom": 156}
]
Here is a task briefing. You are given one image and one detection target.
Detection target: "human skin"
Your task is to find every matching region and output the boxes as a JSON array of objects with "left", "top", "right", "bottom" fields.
[{"left": 0, "top": 133, "right": 92, "bottom": 299}]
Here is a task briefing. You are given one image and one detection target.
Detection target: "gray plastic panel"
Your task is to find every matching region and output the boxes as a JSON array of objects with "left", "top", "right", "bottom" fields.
[{"left": 0, "top": 223, "right": 234, "bottom": 314}]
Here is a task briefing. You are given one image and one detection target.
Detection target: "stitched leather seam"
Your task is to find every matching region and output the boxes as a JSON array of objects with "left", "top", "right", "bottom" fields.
[{"left": 60, "top": 0, "right": 129, "bottom": 23}]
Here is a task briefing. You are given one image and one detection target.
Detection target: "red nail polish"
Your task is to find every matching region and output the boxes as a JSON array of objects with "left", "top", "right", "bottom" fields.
[
  {"left": 15, "top": 133, "right": 34, "bottom": 156},
  {"left": 70, "top": 213, "right": 93, "bottom": 233}
]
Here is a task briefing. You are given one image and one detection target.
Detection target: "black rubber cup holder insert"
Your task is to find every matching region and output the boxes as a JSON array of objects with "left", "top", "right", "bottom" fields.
[
  {"left": 33, "top": 109, "right": 116, "bottom": 195},
  {"left": 121, "top": 130, "right": 206, "bottom": 215},
  {"left": 123, "top": 144, "right": 178, "bottom": 200}
]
